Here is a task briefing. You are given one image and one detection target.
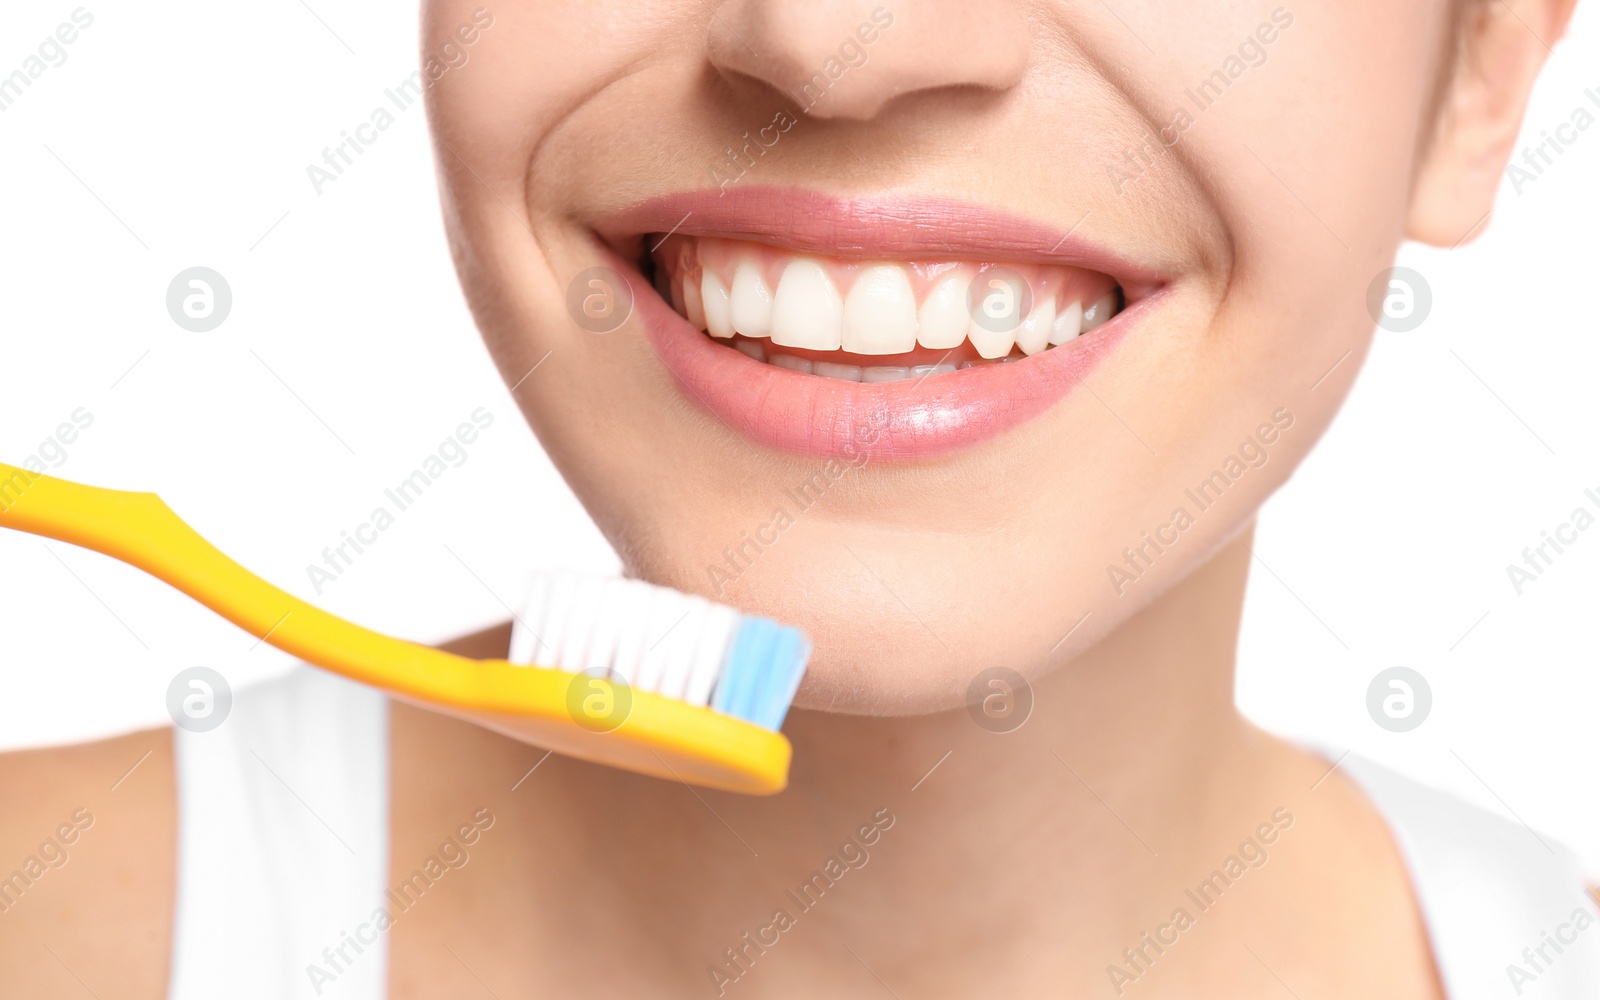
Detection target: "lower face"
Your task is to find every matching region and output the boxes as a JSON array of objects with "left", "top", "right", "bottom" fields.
[{"left": 426, "top": 0, "right": 1445, "bottom": 714}]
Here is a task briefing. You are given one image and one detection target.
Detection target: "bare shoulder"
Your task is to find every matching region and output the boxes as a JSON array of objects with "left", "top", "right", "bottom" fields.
[
  {"left": 1231, "top": 731, "right": 1448, "bottom": 999},
  {"left": 0, "top": 727, "right": 175, "bottom": 999}
]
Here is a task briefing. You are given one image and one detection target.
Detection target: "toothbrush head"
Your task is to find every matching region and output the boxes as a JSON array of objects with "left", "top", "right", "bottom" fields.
[
  {"left": 485, "top": 571, "right": 812, "bottom": 793},
  {"left": 509, "top": 572, "right": 811, "bottom": 733}
]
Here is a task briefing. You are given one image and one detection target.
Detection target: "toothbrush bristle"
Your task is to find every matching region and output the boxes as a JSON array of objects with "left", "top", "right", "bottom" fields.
[
  {"left": 509, "top": 572, "right": 810, "bottom": 731},
  {"left": 607, "top": 580, "right": 651, "bottom": 688},
  {"left": 661, "top": 596, "right": 708, "bottom": 701}
]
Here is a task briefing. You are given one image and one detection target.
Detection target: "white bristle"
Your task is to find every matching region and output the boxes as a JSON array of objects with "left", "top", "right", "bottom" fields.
[
  {"left": 540, "top": 570, "right": 578, "bottom": 670},
  {"left": 508, "top": 573, "right": 757, "bottom": 710},
  {"left": 686, "top": 604, "right": 739, "bottom": 708},
  {"left": 637, "top": 585, "right": 688, "bottom": 693},
  {"left": 660, "top": 596, "right": 710, "bottom": 701},
  {"left": 584, "top": 578, "right": 626, "bottom": 676},
  {"left": 558, "top": 574, "right": 605, "bottom": 673},
  {"left": 508, "top": 573, "right": 549, "bottom": 665},
  {"left": 608, "top": 580, "right": 652, "bottom": 686}
]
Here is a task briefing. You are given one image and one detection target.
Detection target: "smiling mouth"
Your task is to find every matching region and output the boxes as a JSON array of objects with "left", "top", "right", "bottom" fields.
[
  {"left": 646, "top": 234, "right": 1126, "bottom": 383},
  {"left": 600, "top": 188, "right": 1156, "bottom": 459}
]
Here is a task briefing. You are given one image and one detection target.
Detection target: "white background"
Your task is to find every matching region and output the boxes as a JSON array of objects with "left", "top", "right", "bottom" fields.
[{"left": 1, "top": 2, "right": 1596, "bottom": 867}]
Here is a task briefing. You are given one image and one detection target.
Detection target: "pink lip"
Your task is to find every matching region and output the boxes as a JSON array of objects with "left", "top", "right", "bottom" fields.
[{"left": 598, "top": 188, "right": 1166, "bottom": 461}]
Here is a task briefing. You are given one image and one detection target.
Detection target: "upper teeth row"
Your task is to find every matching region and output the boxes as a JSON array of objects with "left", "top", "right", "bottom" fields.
[{"left": 681, "top": 261, "right": 1117, "bottom": 359}]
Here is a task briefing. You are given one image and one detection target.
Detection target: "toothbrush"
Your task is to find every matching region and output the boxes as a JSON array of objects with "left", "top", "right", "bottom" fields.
[{"left": 0, "top": 462, "right": 809, "bottom": 795}]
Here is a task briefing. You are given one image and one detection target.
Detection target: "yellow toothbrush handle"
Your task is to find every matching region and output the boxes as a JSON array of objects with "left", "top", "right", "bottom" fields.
[{"left": 0, "top": 462, "right": 791, "bottom": 795}]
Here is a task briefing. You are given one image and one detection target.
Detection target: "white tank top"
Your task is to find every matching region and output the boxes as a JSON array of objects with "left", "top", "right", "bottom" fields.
[{"left": 169, "top": 668, "right": 1600, "bottom": 999}]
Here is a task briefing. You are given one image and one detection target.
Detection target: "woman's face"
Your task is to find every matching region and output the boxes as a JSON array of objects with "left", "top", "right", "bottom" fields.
[{"left": 424, "top": 0, "right": 1456, "bottom": 714}]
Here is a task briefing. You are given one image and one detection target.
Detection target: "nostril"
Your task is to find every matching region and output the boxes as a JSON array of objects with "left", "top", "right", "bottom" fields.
[{"left": 704, "top": 1, "right": 1029, "bottom": 122}]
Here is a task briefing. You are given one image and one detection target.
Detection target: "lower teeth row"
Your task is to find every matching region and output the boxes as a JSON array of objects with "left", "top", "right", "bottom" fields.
[{"left": 727, "top": 338, "right": 1020, "bottom": 382}]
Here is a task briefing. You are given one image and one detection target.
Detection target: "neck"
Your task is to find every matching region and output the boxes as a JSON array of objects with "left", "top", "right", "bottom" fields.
[
  {"left": 783, "top": 520, "right": 1255, "bottom": 818},
  {"left": 398, "top": 525, "right": 1304, "bottom": 994},
  {"left": 756, "top": 525, "right": 1266, "bottom": 963}
]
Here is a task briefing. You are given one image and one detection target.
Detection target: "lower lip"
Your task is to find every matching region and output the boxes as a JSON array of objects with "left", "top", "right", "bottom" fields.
[{"left": 632, "top": 264, "right": 1146, "bottom": 462}]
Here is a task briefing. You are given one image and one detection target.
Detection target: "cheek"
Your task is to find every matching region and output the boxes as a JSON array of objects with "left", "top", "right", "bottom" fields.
[{"left": 1128, "top": 4, "right": 1433, "bottom": 313}]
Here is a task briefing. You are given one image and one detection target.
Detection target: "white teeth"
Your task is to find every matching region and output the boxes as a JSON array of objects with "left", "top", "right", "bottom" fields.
[
  {"left": 1082, "top": 291, "right": 1117, "bottom": 332},
  {"left": 842, "top": 265, "right": 918, "bottom": 355},
  {"left": 770, "top": 353, "right": 813, "bottom": 373},
  {"left": 683, "top": 274, "right": 705, "bottom": 330},
  {"left": 814, "top": 361, "right": 862, "bottom": 381},
  {"left": 1050, "top": 299, "right": 1083, "bottom": 345},
  {"left": 684, "top": 257, "right": 1119, "bottom": 366},
  {"left": 861, "top": 366, "right": 913, "bottom": 383},
  {"left": 911, "top": 363, "right": 957, "bottom": 378},
  {"left": 966, "top": 271, "right": 1025, "bottom": 359},
  {"left": 770, "top": 259, "right": 843, "bottom": 351},
  {"left": 1016, "top": 295, "right": 1056, "bottom": 356},
  {"left": 967, "top": 316, "right": 1016, "bottom": 360},
  {"left": 730, "top": 260, "right": 774, "bottom": 338},
  {"left": 701, "top": 271, "right": 734, "bottom": 339},
  {"left": 917, "top": 274, "right": 970, "bottom": 350}
]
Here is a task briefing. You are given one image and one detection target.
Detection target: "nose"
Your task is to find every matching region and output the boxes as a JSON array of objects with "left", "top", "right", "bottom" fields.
[{"left": 706, "top": 0, "right": 1030, "bottom": 121}]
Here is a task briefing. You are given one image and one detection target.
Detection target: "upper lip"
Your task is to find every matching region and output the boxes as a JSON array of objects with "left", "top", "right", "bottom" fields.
[{"left": 593, "top": 186, "right": 1166, "bottom": 297}]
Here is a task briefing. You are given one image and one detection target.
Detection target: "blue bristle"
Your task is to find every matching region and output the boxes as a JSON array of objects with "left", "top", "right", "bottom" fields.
[
  {"left": 710, "top": 616, "right": 809, "bottom": 731},
  {"left": 734, "top": 618, "right": 778, "bottom": 722},
  {"left": 742, "top": 622, "right": 783, "bottom": 727},
  {"left": 758, "top": 628, "right": 810, "bottom": 730},
  {"left": 712, "top": 617, "right": 768, "bottom": 718},
  {"left": 724, "top": 621, "right": 761, "bottom": 721}
]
